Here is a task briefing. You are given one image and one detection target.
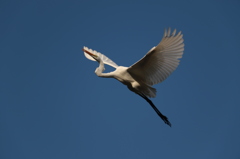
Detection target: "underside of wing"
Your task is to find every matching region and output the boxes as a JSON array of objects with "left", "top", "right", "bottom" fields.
[
  {"left": 127, "top": 28, "right": 184, "bottom": 86},
  {"left": 83, "top": 46, "right": 119, "bottom": 68}
]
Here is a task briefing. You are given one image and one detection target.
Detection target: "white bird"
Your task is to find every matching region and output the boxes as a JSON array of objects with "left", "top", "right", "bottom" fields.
[{"left": 83, "top": 28, "right": 184, "bottom": 127}]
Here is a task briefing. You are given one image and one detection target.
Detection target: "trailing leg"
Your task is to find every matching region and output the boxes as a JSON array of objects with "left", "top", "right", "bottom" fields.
[{"left": 137, "top": 93, "right": 171, "bottom": 127}]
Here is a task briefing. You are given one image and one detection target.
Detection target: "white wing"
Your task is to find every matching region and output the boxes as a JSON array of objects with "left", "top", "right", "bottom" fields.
[
  {"left": 83, "top": 46, "right": 119, "bottom": 68},
  {"left": 127, "top": 28, "right": 184, "bottom": 86}
]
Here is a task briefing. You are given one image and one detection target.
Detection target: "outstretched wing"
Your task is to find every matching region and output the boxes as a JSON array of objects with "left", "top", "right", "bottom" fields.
[
  {"left": 83, "top": 46, "right": 119, "bottom": 68},
  {"left": 127, "top": 28, "right": 184, "bottom": 86}
]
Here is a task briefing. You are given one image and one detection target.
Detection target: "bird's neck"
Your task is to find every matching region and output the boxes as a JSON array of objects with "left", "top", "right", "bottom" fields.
[{"left": 95, "top": 60, "right": 114, "bottom": 78}]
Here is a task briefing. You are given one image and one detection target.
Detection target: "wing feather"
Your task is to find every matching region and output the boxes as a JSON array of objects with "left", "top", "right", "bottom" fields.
[{"left": 127, "top": 28, "right": 184, "bottom": 86}]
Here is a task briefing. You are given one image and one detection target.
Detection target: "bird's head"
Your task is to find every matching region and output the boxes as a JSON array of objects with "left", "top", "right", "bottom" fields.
[{"left": 82, "top": 48, "right": 100, "bottom": 62}]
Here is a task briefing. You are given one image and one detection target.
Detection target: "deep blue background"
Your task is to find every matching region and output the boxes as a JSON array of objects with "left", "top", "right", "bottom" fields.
[{"left": 1, "top": 0, "right": 240, "bottom": 159}]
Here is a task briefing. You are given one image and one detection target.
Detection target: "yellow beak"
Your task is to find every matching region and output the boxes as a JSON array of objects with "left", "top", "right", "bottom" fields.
[{"left": 82, "top": 48, "right": 98, "bottom": 58}]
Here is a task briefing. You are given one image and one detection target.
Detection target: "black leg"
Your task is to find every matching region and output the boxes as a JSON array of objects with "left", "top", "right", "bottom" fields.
[{"left": 137, "top": 93, "right": 171, "bottom": 127}]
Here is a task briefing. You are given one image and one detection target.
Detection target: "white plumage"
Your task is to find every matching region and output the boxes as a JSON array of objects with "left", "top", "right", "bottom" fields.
[
  {"left": 83, "top": 46, "right": 119, "bottom": 68},
  {"left": 128, "top": 28, "right": 184, "bottom": 86},
  {"left": 83, "top": 28, "right": 184, "bottom": 127}
]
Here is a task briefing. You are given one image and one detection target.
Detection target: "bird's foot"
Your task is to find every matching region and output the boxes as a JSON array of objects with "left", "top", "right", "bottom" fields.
[{"left": 160, "top": 114, "right": 172, "bottom": 127}]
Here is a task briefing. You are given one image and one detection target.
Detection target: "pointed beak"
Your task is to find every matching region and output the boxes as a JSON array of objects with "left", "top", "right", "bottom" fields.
[{"left": 82, "top": 48, "right": 98, "bottom": 58}]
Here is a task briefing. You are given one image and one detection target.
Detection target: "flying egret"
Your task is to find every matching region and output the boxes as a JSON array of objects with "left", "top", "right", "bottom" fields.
[{"left": 83, "top": 28, "right": 184, "bottom": 127}]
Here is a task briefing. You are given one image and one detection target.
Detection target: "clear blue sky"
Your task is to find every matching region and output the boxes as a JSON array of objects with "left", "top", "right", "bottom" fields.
[{"left": 1, "top": 0, "right": 240, "bottom": 159}]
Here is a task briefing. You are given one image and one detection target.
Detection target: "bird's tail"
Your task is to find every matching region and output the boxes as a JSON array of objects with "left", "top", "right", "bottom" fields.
[{"left": 139, "top": 84, "right": 156, "bottom": 98}]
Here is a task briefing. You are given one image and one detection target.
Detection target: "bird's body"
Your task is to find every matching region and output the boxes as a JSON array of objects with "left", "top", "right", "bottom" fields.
[
  {"left": 83, "top": 28, "right": 184, "bottom": 127},
  {"left": 95, "top": 61, "right": 157, "bottom": 98},
  {"left": 109, "top": 66, "right": 135, "bottom": 85}
]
